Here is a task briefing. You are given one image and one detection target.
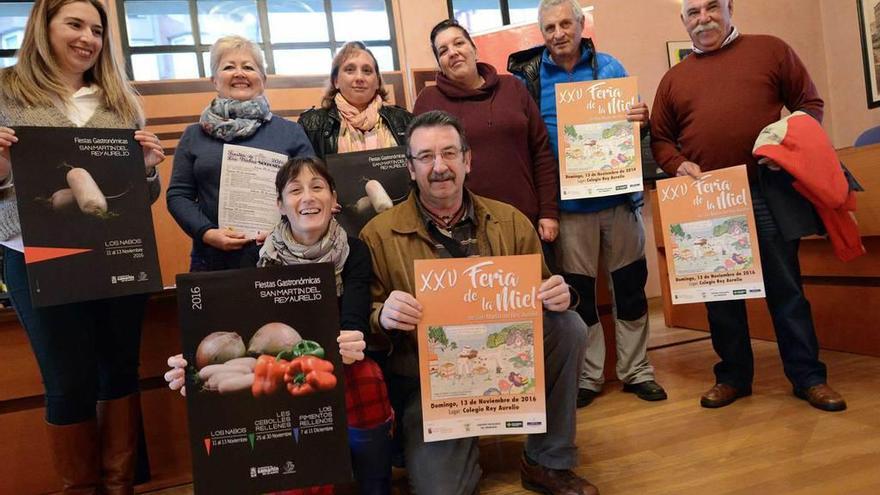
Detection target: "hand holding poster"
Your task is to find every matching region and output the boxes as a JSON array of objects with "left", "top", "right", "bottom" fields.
[
  {"left": 9, "top": 127, "right": 162, "bottom": 307},
  {"left": 415, "top": 254, "right": 546, "bottom": 442},
  {"left": 325, "top": 146, "right": 409, "bottom": 236},
  {"left": 177, "top": 264, "right": 351, "bottom": 494},
  {"left": 555, "top": 76, "right": 644, "bottom": 199},
  {"left": 218, "top": 144, "right": 288, "bottom": 238},
  {"left": 657, "top": 165, "right": 765, "bottom": 304}
]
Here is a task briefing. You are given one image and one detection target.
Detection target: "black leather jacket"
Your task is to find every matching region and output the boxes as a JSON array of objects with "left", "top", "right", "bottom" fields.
[
  {"left": 507, "top": 39, "right": 599, "bottom": 104},
  {"left": 298, "top": 104, "right": 413, "bottom": 159}
]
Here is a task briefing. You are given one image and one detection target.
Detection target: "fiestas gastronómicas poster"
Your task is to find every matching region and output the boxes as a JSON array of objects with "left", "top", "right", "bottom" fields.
[
  {"left": 9, "top": 126, "right": 162, "bottom": 307},
  {"left": 177, "top": 263, "right": 351, "bottom": 494}
]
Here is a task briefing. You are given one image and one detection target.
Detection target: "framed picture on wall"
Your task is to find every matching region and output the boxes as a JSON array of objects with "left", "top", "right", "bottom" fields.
[
  {"left": 858, "top": 0, "right": 880, "bottom": 108},
  {"left": 666, "top": 41, "right": 693, "bottom": 68}
]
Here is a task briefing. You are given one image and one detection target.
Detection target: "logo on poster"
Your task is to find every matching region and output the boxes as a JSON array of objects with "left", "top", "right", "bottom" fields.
[
  {"left": 111, "top": 274, "right": 135, "bottom": 284},
  {"left": 283, "top": 461, "right": 296, "bottom": 474}
]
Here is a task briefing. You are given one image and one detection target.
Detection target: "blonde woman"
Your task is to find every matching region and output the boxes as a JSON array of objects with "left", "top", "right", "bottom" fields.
[
  {"left": 0, "top": 0, "right": 164, "bottom": 493},
  {"left": 298, "top": 41, "right": 412, "bottom": 159}
]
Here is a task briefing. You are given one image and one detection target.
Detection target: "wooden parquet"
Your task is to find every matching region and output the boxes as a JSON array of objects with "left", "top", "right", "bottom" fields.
[{"left": 148, "top": 337, "right": 880, "bottom": 495}]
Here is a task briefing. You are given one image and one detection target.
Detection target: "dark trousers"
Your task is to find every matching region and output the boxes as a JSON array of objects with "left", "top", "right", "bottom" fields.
[
  {"left": 3, "top": 247, "right": 146, "bottom": 425},
  {"left": 705, "top": 195, "right": 826, "bottom": 390}
]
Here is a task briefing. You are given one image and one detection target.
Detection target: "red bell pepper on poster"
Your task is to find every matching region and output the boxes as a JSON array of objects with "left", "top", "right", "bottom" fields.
[
  {"left": 284, "top": 356, "right": 337, "bottom": 397},
  {"left": 252, "top": 354, "right": 290, "bottom": 397}
]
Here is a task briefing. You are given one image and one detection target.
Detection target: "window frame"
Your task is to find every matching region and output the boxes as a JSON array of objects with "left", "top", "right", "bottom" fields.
[
  {"left": 0, "top": 0, "right": 33, "bottom": 62},
  {"left": 447, "top": 0, "right": 514, "bottom": 27},
  {"left": 116, "top": 0, "right": 399, "bottom": 80}
]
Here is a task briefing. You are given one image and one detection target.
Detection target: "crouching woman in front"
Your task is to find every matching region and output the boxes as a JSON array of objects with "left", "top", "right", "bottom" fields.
[{"left": 165, "top": 157, "right": 393, "bottom": 495}]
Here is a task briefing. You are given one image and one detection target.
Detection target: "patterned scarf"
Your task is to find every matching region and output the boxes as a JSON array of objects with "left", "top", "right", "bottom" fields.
[
  {"left": 199, "top": 95, "right": 272, "bottom": 142},
  {"left": 335, "top": 93, "right": 396, "bottom": 153},
  {"left": 257, "top": 216, "right": 350, "bottom": 296}
]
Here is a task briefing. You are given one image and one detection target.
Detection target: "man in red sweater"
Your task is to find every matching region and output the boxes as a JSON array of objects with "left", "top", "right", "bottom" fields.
[{"left": 651, "top": 0, "right": 846, "bottom": 411}]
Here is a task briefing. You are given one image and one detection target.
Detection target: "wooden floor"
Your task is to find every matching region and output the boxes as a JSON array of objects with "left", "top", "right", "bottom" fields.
[{"left": 147, "top": 309, "right": 880, "bottom": 495}]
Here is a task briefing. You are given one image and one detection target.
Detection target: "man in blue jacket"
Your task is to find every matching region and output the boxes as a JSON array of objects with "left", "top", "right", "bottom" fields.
[{"left": 509, "top": 0, "right": 665, "bottom": 407}]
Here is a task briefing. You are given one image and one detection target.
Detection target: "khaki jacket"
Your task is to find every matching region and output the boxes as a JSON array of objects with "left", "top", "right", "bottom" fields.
[{"left": 359, "top": 190, "right": 549, "bottom": 377}]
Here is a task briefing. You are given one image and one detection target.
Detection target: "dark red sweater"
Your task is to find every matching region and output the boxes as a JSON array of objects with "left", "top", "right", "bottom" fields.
[
  {"left": 413, "top": 62, "right": 558, "bottom": 223},
  {"left": 650, "top": 35, "right": 823, "bottom": 181}
]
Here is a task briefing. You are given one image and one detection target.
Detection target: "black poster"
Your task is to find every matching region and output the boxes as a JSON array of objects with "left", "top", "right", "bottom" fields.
[
  {"left": 9, "top": 126, "right": 162, "bottom": 307},
  {"left": 325, "top": 146, "right": 410, "bottom": 235},
  {"left": 177, "top": 263, "right": 351, "bottom": 494}
]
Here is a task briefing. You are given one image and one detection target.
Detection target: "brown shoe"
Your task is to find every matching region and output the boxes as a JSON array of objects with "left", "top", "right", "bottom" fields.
[
  {"left": 700, "top": 383, "right": 751, "bottom": 408},
  {"left": 520, "top": 455, "right": 598, "bottom": 495},
  {"left": 46, "top": 420, "right": 100, "bottom": 494},
  {"left": 794, "top": 384, "right": 847, "bottom": 412},
  {"left": 97, "top": 394, "right": 141, "bottom": 495}
]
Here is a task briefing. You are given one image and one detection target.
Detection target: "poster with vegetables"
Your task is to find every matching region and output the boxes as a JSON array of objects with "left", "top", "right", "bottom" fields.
[
  {"left": 9, "top": 126, "right": 162, "bottom": 307},
  {"left": 325, "top": 146, "right": 408, "bottom": 236},
  {"left": 218, "top": 144, "right": 287, "bottom": 239},
  {"left": 414, "top": 254, "right": 546, "bottom": 442},
  {"left": 555, "top": 76, "right": 644, "bottom": 200},
  {"left": 176, "top": 263, "right": 351, "bottom": 494},
  {"left": 657, "top": 165, "right": 765, "bottom": 304}
]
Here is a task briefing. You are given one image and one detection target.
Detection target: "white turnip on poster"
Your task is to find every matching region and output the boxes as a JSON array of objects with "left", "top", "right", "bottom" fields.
[
  {"left": 325, "top": 146, "right": 409, "bottom": 236},
  {"left": 9, "top": 126, "right": 162, "bottom": 307}
]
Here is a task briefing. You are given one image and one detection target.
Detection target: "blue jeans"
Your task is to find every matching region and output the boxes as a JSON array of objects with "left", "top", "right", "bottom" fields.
[
  {"left": 3, "top": 247, "right": 147, "bottom": 424},
  {"left": 705, "top": 194, "right": 827, "bottom": 390}
]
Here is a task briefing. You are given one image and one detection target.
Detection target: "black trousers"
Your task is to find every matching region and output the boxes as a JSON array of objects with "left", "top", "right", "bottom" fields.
[{"left": 705, "top": 195, "right": 826, "bottom": 390}]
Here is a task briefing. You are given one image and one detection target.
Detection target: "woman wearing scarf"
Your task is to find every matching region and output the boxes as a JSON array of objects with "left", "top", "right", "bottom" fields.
[
  {"left": 166, "top": 158, "right": 394, "bottom": 495},
  {"left": 413, "top": 19, "right": 560, "bottom": 246},
  {"left": 167, "top": 35, "right": 314, "bottom": 271},
  {"left": 298, "top": 42, "right": 412, "bottom": 159}
]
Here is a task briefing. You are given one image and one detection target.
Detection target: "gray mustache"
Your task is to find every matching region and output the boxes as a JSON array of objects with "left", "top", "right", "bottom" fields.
[{"left": 693, "top": 21, "right": 720, "bottom": 35}]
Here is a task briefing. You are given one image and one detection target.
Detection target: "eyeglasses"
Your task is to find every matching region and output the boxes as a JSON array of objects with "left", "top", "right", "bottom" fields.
[{"left": 408, "top": 148, "right": 464, "bottom": 166}]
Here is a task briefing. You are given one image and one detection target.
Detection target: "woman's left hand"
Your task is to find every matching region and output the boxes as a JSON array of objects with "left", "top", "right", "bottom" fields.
[
  {"left": 134, "top": 130, "right": 165, "bottom": 173},
  {"left": 338, "top": 330, "right": 366, "bottom": 365},
  {"left": 0, "top": 126, "right": 18, "bottom": 180}
]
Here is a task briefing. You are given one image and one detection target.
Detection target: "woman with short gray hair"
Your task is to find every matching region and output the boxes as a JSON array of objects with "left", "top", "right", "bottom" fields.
[{"left": 167, "top": 35, "right": 314, "bottom": 271}]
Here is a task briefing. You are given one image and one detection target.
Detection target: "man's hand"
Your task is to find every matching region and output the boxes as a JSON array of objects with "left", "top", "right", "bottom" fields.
[
  {"left": 537, "top": 218, "right": 559, "bottom": 242},
  {"left": 338, "top": 330, "right": 366, "bottom": 364},
  {"left": 626, "top": 102, "right": 650, "bottom": 124},
  {"left": 676, "top": 161, "right": 702, "bottom": 178},
  {"left": 380, "top": 290, "right": 423, "bottom": 331},
  {"left": 538, "top": 275, "right": 570, "bottom": 312},
  {"left": 202, "top": 228, "right": 251, "bottom": 251}
]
